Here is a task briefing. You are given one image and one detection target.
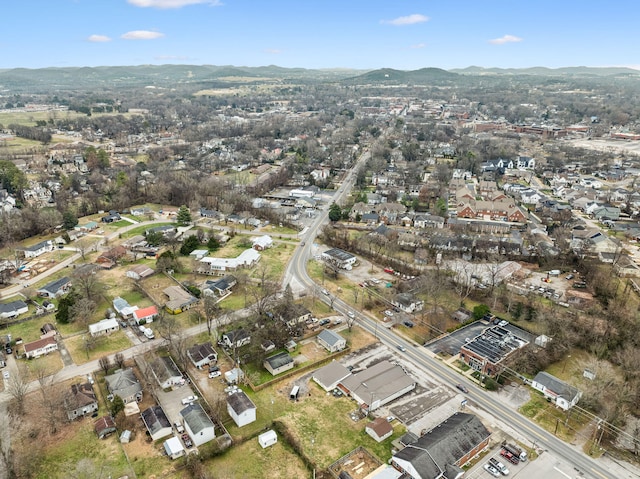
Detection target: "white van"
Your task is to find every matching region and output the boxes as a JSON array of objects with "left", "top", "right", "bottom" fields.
[{"left": 144, "top": 328, "right": 155, "bottom": 339}]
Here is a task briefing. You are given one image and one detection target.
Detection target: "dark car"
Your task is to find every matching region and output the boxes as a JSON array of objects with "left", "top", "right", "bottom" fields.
[
  {"left": 318, "top": 319, "right": 331, "bottom": 326},
  {"left": 455, "top": 383, "right": 468, "bottom": 393},
  {"left": 403, "top": 321, "right": 414, "bottom": 328}
]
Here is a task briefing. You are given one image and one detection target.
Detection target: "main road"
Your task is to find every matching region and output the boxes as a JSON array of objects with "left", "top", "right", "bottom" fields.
[{"left": 285, "top": 159, "right": 615, "bottom": 479}]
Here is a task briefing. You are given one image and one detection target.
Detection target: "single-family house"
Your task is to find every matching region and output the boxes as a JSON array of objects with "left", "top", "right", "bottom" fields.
[
  {"left": 149, "top": 356, "right": 183, "bottom": 389},
  {"left": 592, "top": 206, "right": 621, "bottom": 221},
  {"left": 126, "top": 264, "right": 155, "bottom": 280},
  {"left": 180, "top": 403, "right": 216, "bottom": 446},
  {"left": 96, "top": 246, "right": 127, "bottom": 269},
  {"left": 37, "top": 277, "right": 71, "bottom": 298},
  {"left": 252, "top": 235, "right": 274, "bottom": 251},
  {"left": 222, "top": 329, "right": 251, "bottom": 349},
  {"left": 20, "top": 240, "right": 54, "bottom": 259},
  {"left": 0, "top": 300, "right": 29, "bottom": 319},
  {"left": 163, "top": 286, "right": 198, "bottom": 314},
  {"left": 317, "top": 329, "right": 347, "bottom": 353},
  {"left": 531, "top": 371, "right": 582, "bottom": 410},
  {"left": 105, "top": 368, "right": 143, "bottom": 404},
  {"left": 197, "top": 249, "right": 261, "bottom": 276},
  {"left": 263, "top": 352, "right": 295, "bottom": 376},
  {"left": 187, "top": 342, "right": 218, "bottom": 369},
  {"left": 23, "top": 336, "right": 58, "bottom": 359},
  {"left": 202, "top": 275, "right": 237, "bottom": 296},
  {"left": 94, "top": 416, "right": 117, "bottom": 439},
  {"left": 279, "top": 304, "right": 312, "bottom": 328},
  {"left": 312, "top": 361, "right": 352, "bottom": 392},
  {"left": 227, "top": 390, "right": 257, "bottom": 427},
  {"left": 391, "top": 293, "right": 424, "bottom": 314},
  {"left": 141, "top": 406, "right": 173, "bottom": 441},
  {"left": 391, "top": 413, "right": 491, "bottom": 479},
  {"left": 414, "top": 214, "right": 445, "bottom": 229},
  {"left": 65, "top": 382, "right": 99, "bottom": 421},
  {"left": 365, "top": 417, "right": 394, "bottom": 443},
  {"left": 132, "top": 305, "right": 158, "bottom": 325},
  {"left": 101, "top": 211, "right": 121, "bottom": 223},
  {"left": 88, "top": 318, "right": 120, "bottom": 337},
  {"left": 112, "top": 297, "right": 138, "bottom": 318}
]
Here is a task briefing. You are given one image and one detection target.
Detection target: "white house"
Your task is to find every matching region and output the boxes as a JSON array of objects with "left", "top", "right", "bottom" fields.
[
  {"left": 23, "top": 336, "right": 58, "bottom": 359},
  {"left": 198, "top": 249, "right": 261, "bottom": 275},
  {"left": 187, "top": 342, "right": 217, "bottom": 369},
  {"left": 88, "top": 318, "right": 120, "bottom": 337},
  {"left": 132, "top": 305, "right": 158, "bottom": 325},
  {"left": 321, "top": 248, "right": 357, "bottom": 270},
  {"left": 227, "top": 390, "right": 257, "bottom": 427},
  {"left": 222, "top": 329, "right": 251, "bottom": 349},
  {"left": 317, "top": 329, "right": 347, "bottom": 353},
  {"left": 0, "top": 300, "right": 29, "bottom": 319},
  {"left": 252, "top": 235, "right": 273, "bottom": 251},
  {"left": 181, "top": 403, "right": 215, "bottom": 446},
  {"left": 141, "top": 406, "right": 173, "bottom": 441},
  {"left": 149, "top": 356, "right": 183, "bottom": 389},
  {"left": 21, "top": 240, "right": 54, "bottom": 259},
  {"left": 531, "top": 371, "right": 582, "bottom": 410}
]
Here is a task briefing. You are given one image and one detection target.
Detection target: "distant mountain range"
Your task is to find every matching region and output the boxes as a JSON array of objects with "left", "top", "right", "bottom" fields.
[
  {"left": 0, "top": 64, "right": 638, "bottom": 93},
  {"left": 449, "top": 65, "right": 640, "bottom": 77}
]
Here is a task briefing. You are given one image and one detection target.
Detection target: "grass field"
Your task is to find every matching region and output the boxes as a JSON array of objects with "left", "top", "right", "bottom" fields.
[{"left": 65, "top": 330, "right": 133, "bottom": 364}]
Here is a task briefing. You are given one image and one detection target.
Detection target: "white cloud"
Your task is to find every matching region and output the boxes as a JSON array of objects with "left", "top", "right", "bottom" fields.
[
  {"left": 128, "top": 0, "right": 222, "bottom": 8},
  {"left": 264, "top": 49, "right": 282, "bottom": 55},
  {"left": 410, "top": 43, "right": 426, "bottom": 49},
  {"left": 489, "top": 34, "right": 523, "bottom": 45},
  {"left": 121, "top": 30, "right": 165, "bottom": 40},
  {"left": 381, "top": 14, "right": 429, "bottom": 26},
  {"left": 87, "top": 35, "right": 111, "bottom": 43}
]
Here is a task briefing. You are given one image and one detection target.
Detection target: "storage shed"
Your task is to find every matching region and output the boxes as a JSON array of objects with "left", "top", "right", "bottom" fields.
[{"left": 258, "top": 429, "right": 278, "bottom": 448}]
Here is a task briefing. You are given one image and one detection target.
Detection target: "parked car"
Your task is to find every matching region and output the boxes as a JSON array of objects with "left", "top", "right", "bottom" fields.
[
  {"left": 498, "top": 320, "right": 509, "bottom": 327},
  {"left": 181, "top": 433, "right": 193, "bottom": 448},
  {"left": 174, "top": 421, "right": 184, "bottom": 433},
  {"left": 5, "top": 344, "right": 11, "bottom": 355},
  {"left": 209, "top": 370, "right": 221, "bottom": 378},
  {"left": 384, "top": 310, "right": 394, "bottom": 317},
  {"left": 455, "top": 384, "right": 468, "bottom": 393},
  {"left": 181, "top": 395, "right": 198, "bottom": 405},
  {"left": 318, "top": 319, "right": 331, "bottom": 326},
  {"left": 483, "top": 463, "right": 501, "bottom": 478},
  {"left": 566, "top": 273, "right": 574, "bottom": 280},
  {"left": 209, "top": 365, "right": 220, "bottom": 373},
  {"left": 2, "top": 371, "right": 9, "bottom": 380},
  {"left": 386, "top": 416, "right": 395, "bottom": 422},
  {"left": 403, "top": 321, "right": 414, "bottom": 328}
]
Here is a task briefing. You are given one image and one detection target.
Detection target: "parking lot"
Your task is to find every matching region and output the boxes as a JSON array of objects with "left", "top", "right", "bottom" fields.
[
  {"left": 465, "top": 447, "right": 589, "bottom": 479},
  {"left": 425, "top": 321, "right": 487, "bottom": 355}
]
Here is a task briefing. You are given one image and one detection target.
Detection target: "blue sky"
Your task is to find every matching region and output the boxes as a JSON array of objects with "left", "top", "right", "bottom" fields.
[{"left": 1, "top": 0, "right": 638, "bottom": 70}]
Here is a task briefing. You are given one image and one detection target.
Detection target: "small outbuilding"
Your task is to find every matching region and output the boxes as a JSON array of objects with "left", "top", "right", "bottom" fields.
[
  {"left": 163, "top": 436, "right": 186, "bottom": 460},
  {"left": 258, "top": 429, "right": 278, "bottom": 449},
  {"left": 263, "top": 351, "right": 295, "bottom": 376}
]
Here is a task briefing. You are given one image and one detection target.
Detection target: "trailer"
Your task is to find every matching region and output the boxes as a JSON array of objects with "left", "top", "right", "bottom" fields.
[{"left": 500, "top": 448, "right": 519, "bottom": 465}]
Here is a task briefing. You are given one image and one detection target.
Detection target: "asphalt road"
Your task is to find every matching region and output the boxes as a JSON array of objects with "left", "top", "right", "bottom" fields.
[{"left": 283, "top": 155, "right": 616, "bottom": 479}]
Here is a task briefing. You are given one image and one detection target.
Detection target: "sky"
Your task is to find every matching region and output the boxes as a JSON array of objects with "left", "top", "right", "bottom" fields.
[{"left": 1, "top": 0, "right": 639, "bottom": 71}]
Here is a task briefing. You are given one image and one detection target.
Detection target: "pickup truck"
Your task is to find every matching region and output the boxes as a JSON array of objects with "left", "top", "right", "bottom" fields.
[{"left": 489, "top": 457, "right": 509, "bottom": 475}]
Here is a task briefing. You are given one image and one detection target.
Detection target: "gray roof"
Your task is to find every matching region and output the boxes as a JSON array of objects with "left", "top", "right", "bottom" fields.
[
  {"left": 393, "top": 413, "right": 490, "bottom": 478},
  {"left": 317, "top": 329, "right": 345, "bottom": 347},
  {"left": 312, "top": 361, "right": 351, "bottom": 389},
  {"left": 0, "top": 300, "right": 28, "bottom": 314},
  {"left": 24, "top": 240, "right": 52, "bottom": 252},
  {"left": 141, "top": 406, "right": 171, "bottom": 435},
  {"left": 105, "top": 368, "right": 142, "bottom": 400},
  {"left": 38, "top": 276, "right": 70, "bottom": 294},
  {"left": 323, "top": 248, "right": 355, "bottom": 262},
  {"left": 264, "top": 351, "right": 293, "bottom": 370},
  {"left": 187, "top": 342, "right": 216, "bottom": 363},
  {"left": 150, "top": 356, "right": 182, "bottom": 384},
  {"left": 533, "top": 371, "right": 581, "bottom": 402},
  {"left": 341, "top": 360, "right": 415, "bottom": 406},
  {"left": 227, "top": 390, "right": 256, "bottom": 415},
  {"left": 180, "top": 403, "right": 214, "bottom": 434}
]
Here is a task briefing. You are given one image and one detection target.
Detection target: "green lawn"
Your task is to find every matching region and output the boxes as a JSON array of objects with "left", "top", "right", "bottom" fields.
[
  {"left": 121, "top": 222, "right": 175, "bottom": 238},
  {"left": 65, "top": 331, "right": 133, "bottom": 364}
]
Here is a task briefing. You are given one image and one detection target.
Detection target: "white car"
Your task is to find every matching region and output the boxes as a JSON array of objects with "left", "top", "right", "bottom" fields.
[
  {"left": 2, "top": 371, "right": 9, "bottom": 380},
  {"left": 181, "top": 395, "right": 198, "bottom": 405},
  {"left": 209, "top": 370, "right": 221, "bottom": 379},
  {"left": 322, "top": 289, "right": 329, "bottom": 295},
  {"left": 384, "top": 310, "right": 394, "bottom": 317},
  {"left": 483, "top": 463, "right": 501, "bottom": 478},
  {"left": 347, "top": 311, "right": 355, "bottom": 319}
]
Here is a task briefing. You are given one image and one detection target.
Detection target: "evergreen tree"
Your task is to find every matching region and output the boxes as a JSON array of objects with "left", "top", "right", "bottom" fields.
[
  {"left": 328, "top": 202, "right": 341, "bottom": 222},
  {"left": 176, "top": 205, "right": 192, "bottom": 226}
]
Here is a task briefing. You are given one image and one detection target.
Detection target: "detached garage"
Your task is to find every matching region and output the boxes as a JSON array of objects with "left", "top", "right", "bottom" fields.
[{"left": 258, "top": 429, "right": 277, "bottom": 449}]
